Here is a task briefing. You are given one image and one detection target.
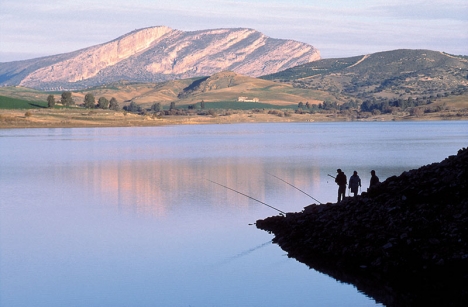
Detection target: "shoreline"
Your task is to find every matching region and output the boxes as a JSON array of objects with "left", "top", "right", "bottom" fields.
[
  {"left": 1, "top": 108, "right": 467, "bottom": 129},
  {"left": 256, "top": 148, "right": 468, "bottom": 306}
]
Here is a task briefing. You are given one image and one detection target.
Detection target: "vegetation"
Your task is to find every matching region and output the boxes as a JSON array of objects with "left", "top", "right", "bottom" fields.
[
  {"left": 109, "top": 97, "right": 119, "bottom": 110},
  {"left": 0, "top": 50, "right": 467, "bottom": 123},
  {"left": 84, "top": 93, "right": 95, "bottom": 108},
  {"left": 98, "top": 97, "right": 109, "bottom": 109},
  {"left": 184, "top": 101, "right": 296, "bottom": 110},
  {"left": 0, "top": 95, "right": 47, "bottom": 109},
  {"left": 150, "top": 102, "right": 162, "bottom": 112},
  {"left": 47, "top": 94, "right": 55, "bottom": 108},
  {"left": 262, "top": 50, "right": 468, "bottom": 111},
  {"left": 125, "top": 101, "right": 141, "bottom": 113},
  {"left": 61, "top": 91, "right": 74, "bottom": 106}
]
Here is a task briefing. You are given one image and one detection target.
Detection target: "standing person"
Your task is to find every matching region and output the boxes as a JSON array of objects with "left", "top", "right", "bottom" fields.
[
  {"left": 369, "top": 170, "right": 380, "bottom": 189},
  {"left": 349, "top": 171, "right": 361, "bottom": 197},
  {"left": 335, "top": 169, "right": 347, "bottom": 202}
]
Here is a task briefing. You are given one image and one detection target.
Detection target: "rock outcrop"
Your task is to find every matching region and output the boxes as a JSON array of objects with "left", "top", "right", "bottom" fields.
[
  {"left": 0, "top": 26, "right": 320, "bottom": 90},
  {"left": 256, "top": 147, "right": 468, "bottom": 306}
]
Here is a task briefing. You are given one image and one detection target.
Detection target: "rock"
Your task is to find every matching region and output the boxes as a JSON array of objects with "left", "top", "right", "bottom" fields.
[
  {"left": 383, "top": 243, "right": 393, "bottom": 249},
  {"left": 256, "top": 147, "right": 468, "bottom": 306},
  {"left": 0, "top": 27, "right": 320, "bottom": 90}
]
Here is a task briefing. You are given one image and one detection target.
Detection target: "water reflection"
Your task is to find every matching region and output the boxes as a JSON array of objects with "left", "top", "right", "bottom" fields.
[
  {"left": 59, "top": 157, "right": 329, "bottom": 217},
  {"left": 2, "top": 122, "right": 468, "bottom": 307},
  {"left": 292, "top": 253, "right": 468, "bottom": 306}
]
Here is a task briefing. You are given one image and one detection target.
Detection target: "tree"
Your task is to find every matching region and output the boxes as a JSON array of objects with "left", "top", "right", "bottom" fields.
[
  {"left": 47, "top": 94, "right": 55, "bottom": 108},
  {"left": 169, "top": 101, "right": 176, "bottom": 111},
  {"left": 61, "top": 91, "right": 74, "bottom": 106},
  {"left": 84, "top": 93, "right": 95, "bottom": 109},
  {"left": 98, "top": 97, "right": 109, "bottom": 109},
  {"left": 321, "top": 100, "right": 338, "bottom": 110},
  {"left": 297, "top": 102, "right": 304, "bottom": 109},
  {"left": 109, "top": 97, "right": 119, "bottom": 110},
  {"left": 151, "top": 102, "right": 162, "bottom": 112},
  {"left": 126, "top": 101, "right": 141, "bottom": 113},
  {"left": 200, "top": 100, "right": 205, "bottom": 110}
]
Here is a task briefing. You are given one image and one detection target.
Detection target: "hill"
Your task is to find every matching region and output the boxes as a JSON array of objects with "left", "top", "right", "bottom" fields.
[
  {"left": 173, "top": 71, "right": 331, "bottom": 106},
  {"left": 261, "top": 49, "right": 468, "bottom": 105},
  {"left": 0, "top": 26, "right": 319, "bottom": 91},
  {"left": 1, "top": 49, "right": 467, "bottom": 117},
  {"left": 0, "top": 71, "right": 333, "bottom": 109}
]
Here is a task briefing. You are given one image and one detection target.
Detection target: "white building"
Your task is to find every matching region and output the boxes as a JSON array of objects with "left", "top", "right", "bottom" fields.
[{"left": 238, "top": 96, "right": 259, "bottom": 102}]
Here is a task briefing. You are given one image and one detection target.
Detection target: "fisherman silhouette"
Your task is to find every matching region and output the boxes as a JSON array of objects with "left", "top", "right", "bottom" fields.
[
  {"left": 349, "top": 171, "right": 361, "bottom": 197},
  {"left": 369, "top": 170, "right": 380, "bottom": 189},
  {"left": 335, "top": 169, "right": 347, "bottom": 202}
]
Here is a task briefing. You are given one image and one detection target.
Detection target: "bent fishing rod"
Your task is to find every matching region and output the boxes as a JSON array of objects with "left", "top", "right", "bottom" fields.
[
  {"left": 267, "top": 172, "right": 322, "bottom": 205},
  {"left": 205, "top": 178, "right": 286, "bottom": 215}
]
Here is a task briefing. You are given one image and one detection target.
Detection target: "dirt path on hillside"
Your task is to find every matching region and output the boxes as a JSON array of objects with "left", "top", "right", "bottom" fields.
[{"left": 348, "top": 54, "right": 370, "bottom": 68}]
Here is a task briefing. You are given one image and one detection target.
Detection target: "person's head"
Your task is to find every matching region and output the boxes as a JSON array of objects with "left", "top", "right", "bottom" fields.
[
  {"left": 337, "top": 169, "right": 342, "bottom": 173},
  {"left": 353, "top": 171, "right": 357, "bottom": 175},
  {"left": 371, "top": 170, "right": 375, "bottom": 175}
]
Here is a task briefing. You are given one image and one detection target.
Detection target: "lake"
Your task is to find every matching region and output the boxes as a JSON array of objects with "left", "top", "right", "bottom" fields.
[{"left": 1, "top": 121, "right": 467, "bottom": 307}]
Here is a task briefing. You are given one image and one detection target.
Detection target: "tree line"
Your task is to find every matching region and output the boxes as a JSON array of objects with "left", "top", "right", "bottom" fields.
[
  {"left": 46, "top": 91, "right": 119, "bottom": 110},
  {"left": 46, "top": 91, "right": 207, "bottom": 115},
  {"left": 295, "top": 96, "right": 441, "bottom": 114}
]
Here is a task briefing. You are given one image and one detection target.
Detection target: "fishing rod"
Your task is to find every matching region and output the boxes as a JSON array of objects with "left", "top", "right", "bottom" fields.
[
  {"left": 328, "top": 173, "right": 347, "bottom": 185},
  {"left": 267, "top": 172, "right": 322, "bottom": 205},
  {"left": 205, "top": 178, "right": 286, "bottom": 215}
]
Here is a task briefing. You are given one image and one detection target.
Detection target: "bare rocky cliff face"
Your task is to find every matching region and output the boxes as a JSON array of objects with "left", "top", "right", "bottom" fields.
[{"left": 0, "top": 26, "right": 320, "bottom": 90}]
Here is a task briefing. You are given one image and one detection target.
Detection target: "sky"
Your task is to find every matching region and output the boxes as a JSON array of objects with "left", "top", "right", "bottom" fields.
[{"left": 0, "top": 0, "right": 467, "bottom": 62}]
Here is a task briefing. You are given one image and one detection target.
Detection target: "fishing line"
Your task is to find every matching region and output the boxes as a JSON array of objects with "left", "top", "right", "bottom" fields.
[
  {"left": 216, "top": 241, "right": 272, "bottom": 266},
  {"left": 267, "top": 172, "right": 322, "bottom": 204},
  {"left": 228, "top": 241, "right": 271, "bottom": 261},
  {"left": 205, "top": 178, "right": 286, "bottom": 215}
]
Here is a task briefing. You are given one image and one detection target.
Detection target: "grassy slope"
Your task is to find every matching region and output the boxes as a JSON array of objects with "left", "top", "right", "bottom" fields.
[
  {"left": 0, "top": 73, "right": 334, "bottom": 110},
  {"left": 175, "top": 72, "right": 336, "bottom": 106},
  {"left": 0, "top": 95, "right": 47, "bottom": 109}
]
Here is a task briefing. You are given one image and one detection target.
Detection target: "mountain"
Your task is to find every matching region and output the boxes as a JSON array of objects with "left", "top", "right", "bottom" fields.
[
  {"left": 0, "top": 26, "right": 320, "bottom": 91},
  {"left": 261, "top": 49, "right": 468, "bottom": 102}
]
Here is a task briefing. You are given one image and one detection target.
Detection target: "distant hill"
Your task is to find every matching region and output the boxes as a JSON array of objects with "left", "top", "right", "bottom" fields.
[
  {"left": 0, "top": 26, "right": 320, "bottom": 91},
  {"left": 261, "top": 49, "right": 468, "bottom": 102},
  {"left": 1, "top": 50, "right": 467, "bottom": 112},
  {"left": 174, "top": 71, "right": 333, "bottom": 106},
  {"left": 70, "top": 71, "right": 334, "bottom": 108}
]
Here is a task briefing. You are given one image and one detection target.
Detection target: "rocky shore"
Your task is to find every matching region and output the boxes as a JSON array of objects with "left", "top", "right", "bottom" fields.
[{"left": 256, "top": 147, "right": 468, "bottom": 306}]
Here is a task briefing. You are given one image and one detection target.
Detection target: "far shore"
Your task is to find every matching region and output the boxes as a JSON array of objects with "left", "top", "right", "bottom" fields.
[{"left": 1, "top": 108, "right": 467, "bottom": 129}]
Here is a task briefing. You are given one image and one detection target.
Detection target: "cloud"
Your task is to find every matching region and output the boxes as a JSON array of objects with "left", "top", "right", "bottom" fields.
[{"left": 0, "top": 0, "right": 466, "bottom": 61}]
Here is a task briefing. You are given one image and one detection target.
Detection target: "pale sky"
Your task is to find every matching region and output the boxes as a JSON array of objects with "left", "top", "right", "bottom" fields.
[{"left": 0, "top": 0, "right": 467, "bottom": 62}]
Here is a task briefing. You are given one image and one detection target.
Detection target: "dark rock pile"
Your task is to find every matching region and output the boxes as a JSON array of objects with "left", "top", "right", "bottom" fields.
[{"left": 256, "top": 147, "right": 468, "bottom": 306}]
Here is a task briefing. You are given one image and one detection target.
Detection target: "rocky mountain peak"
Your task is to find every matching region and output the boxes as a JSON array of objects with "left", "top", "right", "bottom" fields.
[{"left": 0, "top": 26, "right": 320, "bottom": 90}]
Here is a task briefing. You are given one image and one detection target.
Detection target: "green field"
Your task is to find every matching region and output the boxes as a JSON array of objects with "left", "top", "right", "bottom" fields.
[
  {"left": 0, "top": 95, "right": 48, "bottom": 109},
  {"left": 184, "top": 101, "right": 296, "bottom": 110}
]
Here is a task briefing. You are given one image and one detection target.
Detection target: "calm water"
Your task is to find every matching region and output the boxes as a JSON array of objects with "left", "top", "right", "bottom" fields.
[{"left": 1, "top": 121, "right": 467, "bottom": 307}]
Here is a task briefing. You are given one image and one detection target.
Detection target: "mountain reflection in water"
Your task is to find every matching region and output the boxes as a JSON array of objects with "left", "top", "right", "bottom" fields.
[{"left": 2, "top": 122, "right": 468, "bottom": 306}]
